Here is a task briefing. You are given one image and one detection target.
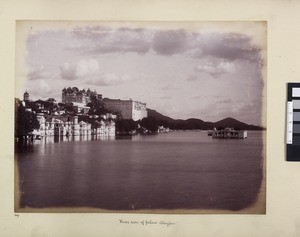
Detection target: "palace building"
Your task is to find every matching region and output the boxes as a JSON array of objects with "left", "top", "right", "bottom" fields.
[
  {"left": 62, "top": 87, "right": 102, "bottom": 105},
  {"left": 102, "top": 98, "right": 147, "bottom": 121}
]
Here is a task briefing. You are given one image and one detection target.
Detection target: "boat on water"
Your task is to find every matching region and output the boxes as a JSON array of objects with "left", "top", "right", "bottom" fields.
[{"left": 211, "top": 127, "right": 247, "bottom": 139}]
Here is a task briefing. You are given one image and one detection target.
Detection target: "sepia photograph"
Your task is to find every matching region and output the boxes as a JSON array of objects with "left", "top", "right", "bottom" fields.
[{"left": 15, "top": 21, "right": 266, "bottom": 213}]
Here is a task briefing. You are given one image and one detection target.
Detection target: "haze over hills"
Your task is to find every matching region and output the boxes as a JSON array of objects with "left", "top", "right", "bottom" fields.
[{"left": 147, "top": 108, "right": 264, "bottom": 130}]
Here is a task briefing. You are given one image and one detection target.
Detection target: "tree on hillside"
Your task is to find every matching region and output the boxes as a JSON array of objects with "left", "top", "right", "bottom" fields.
[{"left": 87, "top": 96, "right": 107, "bottom": 116}]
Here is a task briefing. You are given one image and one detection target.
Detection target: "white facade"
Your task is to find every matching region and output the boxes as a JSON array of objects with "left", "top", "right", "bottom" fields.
[
  {"left": 37, "top": 115, "right": 91, "bottom": 136},
  {"left": 92, "top": 121, "right": 116, "bottom": 136},
  {"left": 36, "top": 115, "right": 115, "bottom": 136},
  {"left": 72, "top": 102, "right": 90, "bottom": 114}
]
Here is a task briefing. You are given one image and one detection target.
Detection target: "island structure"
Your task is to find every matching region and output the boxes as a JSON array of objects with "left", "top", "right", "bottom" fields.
[
  {"left": 16, "top": 87, "right": 148, "bottom": 139},
  {"left": 208, "top": 127, "right": 248, "bottom": 139}
]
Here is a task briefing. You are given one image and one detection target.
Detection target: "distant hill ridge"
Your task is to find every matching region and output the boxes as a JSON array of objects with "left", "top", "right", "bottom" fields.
[{"left": 147, "top": 108, "right": 264, "bottom": 130}]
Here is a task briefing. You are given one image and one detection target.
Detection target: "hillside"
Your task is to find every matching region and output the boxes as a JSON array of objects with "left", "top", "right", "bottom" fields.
[
  {"left": 147, "top": 109, "right": 264, "bottom": 130},
  {"left": 146, "top": 108, "right": 175, "bottom": 124},
  {"left": 214, "top": 117, "right": 263, "bottom": 130}
]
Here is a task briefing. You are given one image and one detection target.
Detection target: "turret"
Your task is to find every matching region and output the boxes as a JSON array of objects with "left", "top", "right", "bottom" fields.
[{"left": 23, "top": 91, "right": 29, "bottom": 101}]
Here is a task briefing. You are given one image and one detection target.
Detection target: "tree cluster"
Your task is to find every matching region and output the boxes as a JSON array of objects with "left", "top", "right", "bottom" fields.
[
  {"left": 140, "top": 116, "right": 158, "bottom": 133},
  {"left": 87, "top": 95, "right": 108, "bottom": 116},
  {"left": 115, "top": 119, "right": 138, "bottom": 134},
  {"left": 15, "top": 98, "right": 40, "bottom": 140}
]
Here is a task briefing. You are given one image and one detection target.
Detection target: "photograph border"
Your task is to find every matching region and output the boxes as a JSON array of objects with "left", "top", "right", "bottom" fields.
[
  {"left": 14, "top": 20, "right": 267, "bottom": 214},
  {"left": 1, "top": 0, "right": 300, "bottom": 236}
]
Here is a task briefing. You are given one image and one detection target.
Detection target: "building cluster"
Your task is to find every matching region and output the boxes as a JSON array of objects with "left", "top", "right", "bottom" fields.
[{"left": 21, "top": 87, "right": 148, "bottom": 137}]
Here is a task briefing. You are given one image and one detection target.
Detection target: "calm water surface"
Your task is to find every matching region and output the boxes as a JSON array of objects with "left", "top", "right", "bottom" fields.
[{"left": 16, "top": 131, "right": 264, "bottom": 211}]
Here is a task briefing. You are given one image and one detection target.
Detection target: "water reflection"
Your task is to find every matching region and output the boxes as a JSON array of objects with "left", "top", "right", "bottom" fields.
[
  {"left": 16, "top": 134, "right": 117, "bottom": 154},
  {"left": 16, "top": 131, "right": 265, "bottom": 211},
  {"left": 15, "top": 140, "right": 35, "bottom": 154},
  {"left": 116, "top": 135, "right": 133, "bottom": 140}
]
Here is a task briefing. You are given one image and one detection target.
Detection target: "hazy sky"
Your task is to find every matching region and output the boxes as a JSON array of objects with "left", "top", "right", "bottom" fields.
[{"left": 16, "top": 22, "right": 266, "bottom": 125}]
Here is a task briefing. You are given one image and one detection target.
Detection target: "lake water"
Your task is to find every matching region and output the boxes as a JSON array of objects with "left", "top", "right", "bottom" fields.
[{"left": 15, "top": 131, "right": 265, "bottom": 212}]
